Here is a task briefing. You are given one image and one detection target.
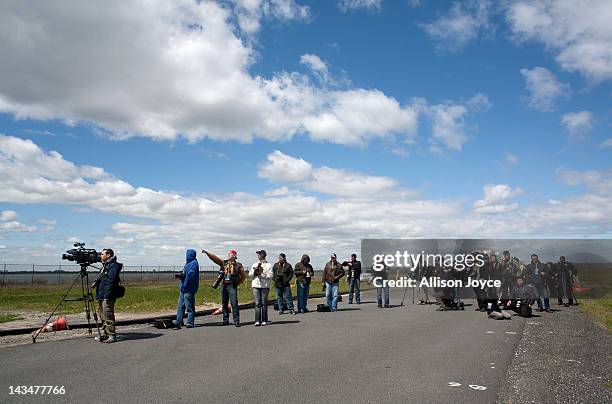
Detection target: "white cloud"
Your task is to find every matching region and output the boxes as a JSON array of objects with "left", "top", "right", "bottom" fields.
[
  {"left": 601, "top": 138, "right": 612, "bottom": 148},
  {"left": 258, "top": 150, "right": 399, "bottom": 197},
  {"left": 506, "top": 0, "right": 612, "bottom": 82},
  {"left": 421, "top": 0, "right": 493, "bottom": 51},
  {"left": 419, "top": 94, "right": 490, "bottom": 152},
  {"left": 557, "top": 167, "right": 612, "bottom": 194},
  {"left": 0, "top": 1, "right": 423, "bottom": 147},
  {"left": 300, "top": 54, "right": 332, "bottom": 84},
  {"left": 258, "top": 150, "right": 313, "bottom": 183},
  {"left": 0, "top": 210, "right": 18, "bottom": 221},
  {"left": 561, "top": 111, "right": 594, "bottom": 140},
  {"left": 473, "top": 184, "right": 523, "bottom": 214},
  {"left": 232, "top": 0, "right": 310, "bottom": 35},
  {"left": 504, "top": 152, "right": 519, "bottom": 166},
  {"left": 2, "top": 134, "right": 611, "bottom": 265},
  {"left": 338, "top": 0, "right": 382, "bottom": 12},
  {"left": 520, "top": 67, "right": 570, "bottom": 111},
  {"left": 0, "top": 221, "right": 37, "bottom": 232}
]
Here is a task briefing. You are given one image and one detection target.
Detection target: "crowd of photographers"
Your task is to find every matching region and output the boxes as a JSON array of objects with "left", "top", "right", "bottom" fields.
[
  {"left": 413, "top": 250, "right": 579, "bottom": 320},
  {"left": 90, "top": 247, "right": 580, "bottom": 341}
]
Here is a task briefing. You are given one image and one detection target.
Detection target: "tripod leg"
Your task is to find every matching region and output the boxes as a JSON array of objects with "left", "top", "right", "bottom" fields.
[
  {"left": 33, "top": 271, "right": 81, "bottom": 343},
  {"left": 83, "top": 272, "right": 102, "bottom": 339}
]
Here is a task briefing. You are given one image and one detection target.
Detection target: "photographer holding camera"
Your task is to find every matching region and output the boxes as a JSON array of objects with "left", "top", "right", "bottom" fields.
[
  {"left": 294, "top": 254, "right": 314, "bottom": 313},
  {"left": 173, "top": 249, "right": 199, "bottom": 329},
  {"left": 322, "top": 253, "right": 345, "bottom": 312},
  {"left": 249, "top": 250, "right": 273, "bottom": 326},
  {"left": 94, "top": 248, "right": 121, "bottom": 343},
  {"left": 203, "top": 249, "right": 245, "bottom": 327},
  {"left": 273, "top": 253, "right": 295, "bottom": 315},
  {"left": 342, "top": 253, "right": 362, "bottom": 304}
]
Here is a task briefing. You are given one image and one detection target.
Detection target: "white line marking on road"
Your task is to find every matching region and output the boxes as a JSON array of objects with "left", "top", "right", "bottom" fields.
[
  {"left": 490, "top": 367, "right": 495, "bottom": 369},
  {"left": 448, "top": 382, "right": 461, "bottom": 387},
  {"left": 486, "top": 331, "right": 495, "bottom": 334},
  {"left": 469, "top": 385, "right": 487, "bottom": 391},
  {"left": 505, "top": 331, "right": 517, "bottom": 334}
]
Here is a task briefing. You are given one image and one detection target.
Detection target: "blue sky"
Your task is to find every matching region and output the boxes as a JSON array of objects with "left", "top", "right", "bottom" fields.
[{"left": 0, "top": 0, "right": 611, "bottom": 266}]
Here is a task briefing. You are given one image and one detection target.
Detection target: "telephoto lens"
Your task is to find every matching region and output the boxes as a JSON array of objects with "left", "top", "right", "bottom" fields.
[{"left": 211, "top": 270, "right": 224, "bottom": 289}]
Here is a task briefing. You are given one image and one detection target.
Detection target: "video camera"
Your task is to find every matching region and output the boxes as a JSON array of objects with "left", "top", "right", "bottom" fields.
[{"left": 61, "top": 242, "right": 101, "bottom": 265}]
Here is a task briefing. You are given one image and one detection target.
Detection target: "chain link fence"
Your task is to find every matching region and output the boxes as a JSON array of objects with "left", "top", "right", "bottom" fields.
[{"left": 0, "top": 263, "right": 328, "bottom": 286}]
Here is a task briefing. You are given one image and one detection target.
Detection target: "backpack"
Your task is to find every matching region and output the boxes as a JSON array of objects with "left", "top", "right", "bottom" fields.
[{"left": 114, "top": 263, "right": 125, "bottom": 298}]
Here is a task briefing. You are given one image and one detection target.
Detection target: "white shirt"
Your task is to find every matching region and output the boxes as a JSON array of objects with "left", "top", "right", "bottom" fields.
[{"left": 249, "top": 260, "right": 274, "bottom": 289}]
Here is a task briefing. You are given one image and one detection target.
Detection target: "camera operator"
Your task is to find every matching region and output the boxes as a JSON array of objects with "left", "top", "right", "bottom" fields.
[
  {"left": 323, "top": 253, "right": 345, "bottom": 311},
  {"left": 173, "top": 249, "right": 199, "bottom": 329},
  {"left": 249, "top": 250, "right": 273, "bottom": 326},
  {"left": 273, "top": 253, "right": 296, "bottom": 315},
  {"left": 342, "top": 253, "right": 362, "bottom": 304},
  {"left": 203, "top": 249, "right": 245, "bottom": 327},
  {"left": 95, "top": 248, "right": 121, "bottom": 343},
  {"left": 294, "top": 254, "right": 314, "bottom": 313}
]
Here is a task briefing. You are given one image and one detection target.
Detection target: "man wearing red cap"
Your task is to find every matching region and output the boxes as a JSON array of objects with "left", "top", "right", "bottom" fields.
[{"left": 203, "top": 248, "right": 245, "bottom": 327}]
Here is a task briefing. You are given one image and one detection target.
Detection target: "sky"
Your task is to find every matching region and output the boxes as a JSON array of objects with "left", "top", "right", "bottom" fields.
[{"left": 0, "top": 0, "right": 611, "bottom": 267}]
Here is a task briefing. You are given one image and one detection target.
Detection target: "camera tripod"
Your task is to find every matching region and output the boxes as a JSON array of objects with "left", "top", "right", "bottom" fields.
[{"left": 32, "top": 263, "right": 102, "bottom": 343}]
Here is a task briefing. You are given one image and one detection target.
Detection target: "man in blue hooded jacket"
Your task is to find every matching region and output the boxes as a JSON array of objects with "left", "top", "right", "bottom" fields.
[{"left": 174, "top": 249, "right": 199, "bottom": 329}]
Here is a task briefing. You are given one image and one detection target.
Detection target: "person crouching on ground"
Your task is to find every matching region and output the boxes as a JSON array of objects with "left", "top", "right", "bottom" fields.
[
  {"left": 203, "top": 248, "right": 245, "bottom": 327},
  {"left": 294, "top": 254, "right": 314, "bottom": 313},
  {"left": 273, "top": 253, "right": 296, "bottom": 315},
  {"left": 322, "top": 253, "right": 345, "bottom": 312},
  {"left": 95, "top": 248, "right": 121, "bottom": 343},
  {"left": 250, "top": 250, "right": 273, "bottom": 326},
  {"left": 173, "top": 249, "right": 199, "bottom": 329}
]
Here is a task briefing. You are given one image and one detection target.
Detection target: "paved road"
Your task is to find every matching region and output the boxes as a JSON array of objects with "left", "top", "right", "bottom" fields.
[{"left": 0, "top": 289, "right": 527, "bottom": 403}]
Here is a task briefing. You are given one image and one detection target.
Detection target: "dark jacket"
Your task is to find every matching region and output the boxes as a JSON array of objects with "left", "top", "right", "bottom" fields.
[
  {"left": 322, "top": 261, "right": 345, "bottom": 284},
  {"left": 294, "top": 254, "right": 314, "bottom": 284},
  {"left": 343, "top": 260, "right": 362, "bottom": 281},
  {"left": 179, "top": 249, "right": 199, "bottom": 294},
  {"left": 273, "top": 262, "right": 294, "bottom": 288},
  {"left": 524, "top": 262, "right": 547, "bottom": 285},
  {"left": 95, "top": 256, "right": 122, "bottom": 300}
]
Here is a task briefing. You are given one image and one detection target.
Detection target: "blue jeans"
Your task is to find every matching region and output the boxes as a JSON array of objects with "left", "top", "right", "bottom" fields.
[
  {"left": 348, "top": 278, "right": 361, "bottom": 303},
  {"left": 377, "top": 285, "right": 389, "bottom": 306},
  {"left": 176, "top": 291, "right": 195, "bottom": 327},
  {"left": 221, "top": 284, "right": 239, "bottom": 324},
  {"left": 297, "top": 282, "right": 310, "bottom": 312},
  {"left": 276, "top": 286, "right": 294, "bottom": 311},
  {"left": 325, "top": 282, "right": 339, "bottom": 311},
  {"left": 253, "top": 288, "right": 269, "bottom": 323},
  {"left": 534, "top": 282, "right": 550, "bottom": 310}
]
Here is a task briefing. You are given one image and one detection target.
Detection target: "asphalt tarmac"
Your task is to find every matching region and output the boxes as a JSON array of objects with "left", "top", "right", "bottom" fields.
[{"left": 0, "top": 288, "right": 599, "bottom": 403}]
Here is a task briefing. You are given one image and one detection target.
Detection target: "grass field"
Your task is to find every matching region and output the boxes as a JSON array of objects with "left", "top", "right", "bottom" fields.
[
  {"left": 0, "top": 313, "right": 23, "bottom": 323},
  {"left": 0, "top": 280, "right": 371, "bottom": 317}
]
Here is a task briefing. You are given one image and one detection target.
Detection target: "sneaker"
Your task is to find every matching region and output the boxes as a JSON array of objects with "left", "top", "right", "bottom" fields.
[
  {"left": 289, "top": 310, "right": 296, "bottom": 315},
  {"left": 261, "top": 321, "right": 267, "bottom": 326},
  {"left": 279, "top": 310, "right": 284, "bottom": 315},
  {"left": 234, "top": 322, "right": 241, "bottom": 328},
  {"left": 185, "top": 324, "right": 194, "bottom": 328},
  {"left": 172, "top": 325, "right": 181, "bottom": 330},
  {"left": 104, "top": 335, "right": 117, "bottom": 343},
  {"left": 95, "top": 335, "right": 109, "bottom": 343},
  {"left": 254, "top": 322, "right": 261, "bottom": 327}
]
